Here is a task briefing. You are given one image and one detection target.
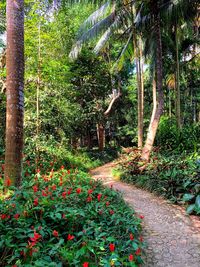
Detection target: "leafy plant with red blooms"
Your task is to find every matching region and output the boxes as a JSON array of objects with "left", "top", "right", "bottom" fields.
[
  {"left": 109, "top": 243, "right": 115, "bottom": 252},
  {"left": 0, "top": 167, "right": 144, "bottom": 266}
]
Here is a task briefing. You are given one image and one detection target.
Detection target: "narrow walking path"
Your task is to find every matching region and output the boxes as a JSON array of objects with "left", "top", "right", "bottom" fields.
[{"left": 90, "top": 162, "right": 200, "bottom": 267}]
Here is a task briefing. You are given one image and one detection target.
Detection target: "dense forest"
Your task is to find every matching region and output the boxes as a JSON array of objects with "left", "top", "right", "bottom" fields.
[{"left": 0, "top": 0, "right": 200, "bottom": 266}]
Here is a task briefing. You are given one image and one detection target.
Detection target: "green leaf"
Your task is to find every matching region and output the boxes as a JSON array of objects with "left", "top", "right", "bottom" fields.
[
  {"left": 186, "top": 204, "right": 195, "bottom": 214},
  {"left": 182, "top": 193, "right": 195, "bottom": 202},
  {"left": 195, "top": 195, "right": 200, "bottom": 208}
]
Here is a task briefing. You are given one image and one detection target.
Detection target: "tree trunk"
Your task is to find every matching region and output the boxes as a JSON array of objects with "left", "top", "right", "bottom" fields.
[
  {"left": 175, "top": 24, "right": 181, "bottom": 129},
  {"left": 36, "top": 20, "right": 41, "bottom": 169},
  {"left": 133, "top": 33, "right": 143, "bottom": 148},
  {"left": 4, "top": 0, "right": 24, "bottom": 187},
  {"left": 139, "top": 36, "right": 144, "bottom": 147},
  {"left": 141, "top": 5, "right": 164, "bottom": 161},
  {"left": 97, "top": 123, "right": 105, "bottom": 151}
]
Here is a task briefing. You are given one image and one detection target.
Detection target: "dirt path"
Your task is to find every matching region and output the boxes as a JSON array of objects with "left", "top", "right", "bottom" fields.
[{"left": 90, "top": 162, "right": 200, "bottom": 267}]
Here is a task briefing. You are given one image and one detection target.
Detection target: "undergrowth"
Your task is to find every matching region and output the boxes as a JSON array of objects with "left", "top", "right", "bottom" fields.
[
  {"left": 0, "top": 166, "right": 143, "bottom": 267},
  {"left": 115, "top": 148, "right": 200, "bottom": 215}
]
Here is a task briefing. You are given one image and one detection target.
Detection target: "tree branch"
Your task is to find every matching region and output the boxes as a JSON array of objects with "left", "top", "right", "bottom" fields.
[{"left": 104, "top": 89, "right": 121, "bottom": 116}]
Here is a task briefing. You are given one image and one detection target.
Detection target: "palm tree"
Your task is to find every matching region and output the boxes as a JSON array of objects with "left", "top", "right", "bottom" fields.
[
  {"left": 4, "top": 0, "right": 24, "bottom": 187},
  {"left": 136, "top": 0, "right": 164, "bottom": 161},
  {"left": 69, "top": 0, "right": 145, "bottom": 148},
  {"left": 69, "top": 0, "right": 199, "bottom": 160}
]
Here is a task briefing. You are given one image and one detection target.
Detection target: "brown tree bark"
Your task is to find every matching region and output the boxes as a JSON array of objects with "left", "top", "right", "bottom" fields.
[
  {"left": 97, "top": 123, "right": 105, "bottom": 151},
  {"left": 4, "top": 0, "right": 24, "bottom": 187},
  {"left": 133, "top": 33, "right": 144, "bottom": 149},
  {"left": 141, "top": 2, "right": 164, "bottom": 162}
]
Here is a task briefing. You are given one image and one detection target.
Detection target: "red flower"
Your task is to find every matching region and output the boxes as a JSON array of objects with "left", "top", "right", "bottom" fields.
[
  {"left": 83, "top": 262, "right": 89, "bottom": 267},
  {"left": 12, "top": 265, "right": 17, "bottom": 267},
  {"left": 135, "top": 248, "right": 141, "bottom": 255},
  {"left": 87, "top": 196, "right": 92, "bottom": 202},
  {"left": 130, "top": 233, "right": 134, "bottom": 240},
  {"left": 1, "top": 214, "right": 7, "bottom": 220},
  {"left": 106, "top": 201, "right": 110, "bottom": 206},
  {"left": 20, "top": 250, "right": 25, "bottom": 257},
  {"left": 109, "top": 243, "right": 115, "bottom": 252},
  {"left": 88, "top": 189, "right": 93, "bottom": 194},
  {"left": 33, "top": 185, "right": 38, "bottom": 193},
  {"left": 139, "top": 236, "right": 143, "bottom": 242},
  {"left": 67, "top": 170, "right": 70, "bottom": 174},
  {"left": 129, "top": 254, "right": 134, "bottom": 261},
  {"left": 53, "top": 230, "right": 59, "bottom": 237},
  {"left": 34, "top": 198, "right": 38, "bottom": 206},
  {"left": 109, "top": 210, "right": 114, "bottom": 215},
  {"left": 139, "top": 215, "right": 144, "bottom": 219},
  {"left": 61, "top": 165, "right": 64, "bottom": 170},
  {"left": 29, "top": 231, "right": 41, "bottom": 247},
  {"left": 42, "top": 190, "right": 48, "bottom": 197},
  {"left": 14, "top": 214, "right": 20, "bottom": 220},
  {"left": 76, "top": 188, "right": 81, "bottom": 194},
  {"left": 67, "top": 189, "right": 72, "bottom": 195},
  {"left": 52, "top": 184, "right": 56, "bottom": 190},
  {"left": 97, "top": 194, "right": 102, "bottom": 202},
  {"left": 67, "top": 234, "right": 75, "bottom": 240},
  {"left": 62, "top": 191, "right": 67, "bottom": 198},
  {"left": 5, "top": 178, "right": 11, "bottom": 187}
]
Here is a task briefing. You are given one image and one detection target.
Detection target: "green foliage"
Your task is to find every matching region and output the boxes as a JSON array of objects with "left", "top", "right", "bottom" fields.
[
  {"left": 0, "top": 166, "right": 143, "bottom": 266},
  {"left": 156, "top": 116, "right": 200, "bottom": 152},
  {"left": 117, "top": 150, "right": 200, "bottom": 215}
]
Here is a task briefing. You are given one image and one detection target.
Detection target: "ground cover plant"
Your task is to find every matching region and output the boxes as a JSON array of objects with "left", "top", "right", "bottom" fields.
[
  {"left": 0, "top": 162, "right": 144, "bottom": 267},
  {"left": 115, "top": 148, "right": 200, "bottom": 216}
]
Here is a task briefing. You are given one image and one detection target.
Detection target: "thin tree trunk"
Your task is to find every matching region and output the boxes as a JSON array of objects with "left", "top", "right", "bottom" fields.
[
  {"left": 36, "top": 20, "right": 41, "bottom": 169},
  {"left": 139, "top": 36, "right": 144, "bottom": 148},
  {"left": 150, "top": 77, "right": 157, "bottom": 125},
  {"left": 36, "top": 22, "right": 41, "bottom": 137},
  {"left": 97, "top": 123, "right": 105, "bottom": 151},
  {"left": 175, "top": 24, "right": 181, "bottom": 129},
  {"left": 141, "top": 5, "right": 164, "bottom": 162},
  {"left": 5, "top": 0, "right": 24, "bottom": 187},
  {"left": 133, "top": 34, "right": 143, "bottom": 148}
]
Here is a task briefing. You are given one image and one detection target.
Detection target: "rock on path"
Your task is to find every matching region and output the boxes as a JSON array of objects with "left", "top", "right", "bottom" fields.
[{"left": 90, "top": 162, "right": 200, "bottom": 267}]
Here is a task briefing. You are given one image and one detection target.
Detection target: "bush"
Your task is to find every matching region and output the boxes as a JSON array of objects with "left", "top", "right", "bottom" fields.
[
  {"left": 156, "top": 116, "right": 200, "bottom": 152},
  {"left": 0, "top": 167, "right": 143, "bottom": 266}
]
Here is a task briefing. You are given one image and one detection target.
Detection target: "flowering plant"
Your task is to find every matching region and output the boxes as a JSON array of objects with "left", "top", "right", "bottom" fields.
[{"left": 0, "top": 164, "right": 144, "bottom": 266}]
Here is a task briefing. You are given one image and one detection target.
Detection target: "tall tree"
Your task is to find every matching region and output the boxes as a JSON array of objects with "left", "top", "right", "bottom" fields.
[
  {"left": 4, "top": 0, "right": 24, "bottom": 187},
  {"left": 139, "top": 0, "right": 164, "bottom": 161}
]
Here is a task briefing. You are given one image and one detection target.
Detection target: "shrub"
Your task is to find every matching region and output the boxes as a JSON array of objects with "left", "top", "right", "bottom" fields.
[
  {"left": 117, "top": 149, "right": 200, "bottom": 215},
  {"left": 0, "top": 167, "right": 143, "bottom": 266}
]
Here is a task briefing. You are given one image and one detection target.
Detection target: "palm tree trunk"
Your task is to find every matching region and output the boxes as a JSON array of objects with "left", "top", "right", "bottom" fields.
[
  {"left": 175, "top": 24, "right": 181, "bottom": 129},
  {"left": 5, "top": 0, "right": 24, "bottom": 187},
  {"left": 141, "top": 4, "right": 164, "bottom": 161},
  {"left": 133, "top": 34, "right": 143, "bottom": 148}
]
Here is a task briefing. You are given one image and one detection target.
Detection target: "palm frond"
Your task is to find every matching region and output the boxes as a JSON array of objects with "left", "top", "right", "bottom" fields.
[
  {"left": 78, "top": 2, "right": 111, "bottom": 37},
  {"left": 112, "top": 31, "right": 133, "bottom": 72},
  {"left": 69, "top": 11, "right": 115, "bottom": 59},
  {"left": 94, "top": 14, "right": 122, "bottom": 54},
  {"left": 161, "top": 0, "right": 198, "bottom": 27}
]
